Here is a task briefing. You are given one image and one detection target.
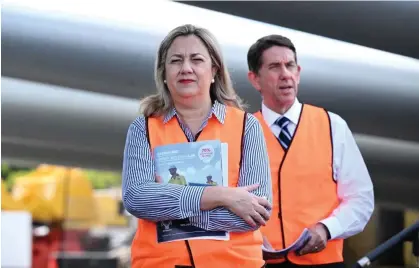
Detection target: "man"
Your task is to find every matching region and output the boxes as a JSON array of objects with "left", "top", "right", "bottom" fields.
[
  {"left": 246, "top": 35, "right": 374, "bottom": 267},
  {"left": 206, "top": 175, "right": 217, "bottom": 186},
  {"left": 167, "top": 165, "right": 187, "bottom": 185}
]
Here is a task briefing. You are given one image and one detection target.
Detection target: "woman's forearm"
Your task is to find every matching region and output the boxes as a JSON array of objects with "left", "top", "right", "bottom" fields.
[
  {"left": 189, "top": 207, "right": 263, "bottom": 233},
  {"left": 199, "top": 186, "right": 228, "bottom": 210},
  {"left": 192, "top": 186, "right": 268, "bottom": 232},
  {"left": 123, "top": 182, "right": 206, "bottom": 222}
]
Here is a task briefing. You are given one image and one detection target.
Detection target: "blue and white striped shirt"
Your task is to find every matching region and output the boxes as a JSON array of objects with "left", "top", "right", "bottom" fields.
[{"left": 122, "top": 101, "right": 272, "bottom": 232}]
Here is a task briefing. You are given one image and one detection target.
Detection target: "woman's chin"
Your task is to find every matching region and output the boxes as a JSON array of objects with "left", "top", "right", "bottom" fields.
[{"left": 175, "top": 88, "right": 201, "bottom": 99}]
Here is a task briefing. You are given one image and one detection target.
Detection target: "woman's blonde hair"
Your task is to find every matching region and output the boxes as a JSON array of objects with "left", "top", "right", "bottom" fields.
[{"left": 139, "top": 24, "right": 247, "bottom": 117}]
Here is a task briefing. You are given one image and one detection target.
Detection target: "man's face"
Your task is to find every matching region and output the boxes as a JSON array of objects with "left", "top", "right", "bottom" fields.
[
  {"left": 248, "top": 46, "right": 301, "bottom": 112},
  {"left": 169, "top": 168, "right": 177, "bottom": 175}
]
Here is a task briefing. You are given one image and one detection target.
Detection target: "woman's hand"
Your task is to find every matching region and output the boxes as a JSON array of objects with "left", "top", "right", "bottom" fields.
[
  {"left": 200, "top": 184, "right": 271, "bottom": 227},
  {"left": 222, "top": 184, "right": 272, "bottom": 227},
  {"left": 155, "top": 173, "right": 163, "bottom": 183}
]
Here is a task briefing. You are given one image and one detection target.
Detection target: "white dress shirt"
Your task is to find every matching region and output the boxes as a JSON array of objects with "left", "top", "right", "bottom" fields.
[{"left": 261, "top": 98, "right": 374, "bottom": 240}]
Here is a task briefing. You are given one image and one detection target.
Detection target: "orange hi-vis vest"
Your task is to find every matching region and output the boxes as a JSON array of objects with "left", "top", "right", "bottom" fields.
[
  {"left": 254, "top": 104, "right": 343, "bottom": 265},
  {"left": 131, "top": 106, "right": 265, "bottom": 268}
]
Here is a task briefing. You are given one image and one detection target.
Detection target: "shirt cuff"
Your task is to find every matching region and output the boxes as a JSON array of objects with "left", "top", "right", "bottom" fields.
[
  {"left": 319, "top": 216, "right": 343, "bottom": 240},
  {"left": 189, "top": 210, "right": 210, "bottom": 230},
  {"left": 179, "top": 186, "right": 205, "bottom": 218}
]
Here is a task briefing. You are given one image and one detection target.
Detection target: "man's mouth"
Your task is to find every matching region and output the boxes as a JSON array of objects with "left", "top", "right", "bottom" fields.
[{"left": 279, "top": 86, "right": 293, "bottom": 90}]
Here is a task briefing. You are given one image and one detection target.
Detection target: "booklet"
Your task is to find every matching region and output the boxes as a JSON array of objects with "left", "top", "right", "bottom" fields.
[
  {"left": 262, "top": 228, "right": 311, "bottom": 260},
  {"left": 153, "top": 140, "right": 229, "bottom": 243}
]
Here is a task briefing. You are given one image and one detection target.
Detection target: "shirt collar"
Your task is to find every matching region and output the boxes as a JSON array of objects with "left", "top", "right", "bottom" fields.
[
  {"left": 261, "top": 98, "right": 302, "bottom": 127},
  {"left": 163, "top": 100, "right": 226, "bottom": 124}
]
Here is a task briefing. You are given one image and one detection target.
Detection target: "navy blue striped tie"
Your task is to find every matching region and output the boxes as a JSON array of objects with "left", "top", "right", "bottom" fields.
[{"left": 275, "top": 117, "right": 292, "bottom": 149}]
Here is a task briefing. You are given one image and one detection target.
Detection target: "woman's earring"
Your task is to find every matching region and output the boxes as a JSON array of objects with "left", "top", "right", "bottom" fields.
[
  {"left": 211, "top": 78, "right": 215, "bottom": 83},
  {"left": 164, "top": 80, "right": 167, "bottom": 84}
]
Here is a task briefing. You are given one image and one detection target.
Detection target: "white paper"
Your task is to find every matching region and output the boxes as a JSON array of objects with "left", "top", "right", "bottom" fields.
[
  {"left": 262, "top": 228, "right": 311, "bottom": 259},
  {"left": 1, "top": 211, "right": 33, "bottom": 268}
]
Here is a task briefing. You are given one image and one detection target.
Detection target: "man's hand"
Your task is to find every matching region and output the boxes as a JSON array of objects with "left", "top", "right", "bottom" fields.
[{"left": 297, "top": 223, "right": 329, "bottom": 256}]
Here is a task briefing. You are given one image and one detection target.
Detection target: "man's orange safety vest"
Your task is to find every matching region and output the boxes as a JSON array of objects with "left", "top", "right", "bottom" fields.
[
  {"left": 131, "top": 106, "right": 265, "bottom": 268},
  {"left": 254, "top": 104, "right": 344, "bottom": 265}
]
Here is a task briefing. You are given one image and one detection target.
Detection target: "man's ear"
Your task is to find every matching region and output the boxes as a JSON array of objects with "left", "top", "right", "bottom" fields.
[
  {"left": 296, "top": 65, "right": 302, "bottom": 85},
  {"left": 247, "top": 71, "right": 262, "bottom": 92}
]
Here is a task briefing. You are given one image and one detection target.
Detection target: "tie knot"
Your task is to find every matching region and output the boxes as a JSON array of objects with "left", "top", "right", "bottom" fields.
[{"left": 275, "top": 117, "right": 289, "bottom": 128}]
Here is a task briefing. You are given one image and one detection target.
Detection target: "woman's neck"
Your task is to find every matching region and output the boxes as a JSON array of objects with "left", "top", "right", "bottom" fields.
[
  {"left": 176, "top": 98, "right": 212, "bottom": 120},
  {"left": 175, "top": 97, "right": 212, "bottom": 135}
]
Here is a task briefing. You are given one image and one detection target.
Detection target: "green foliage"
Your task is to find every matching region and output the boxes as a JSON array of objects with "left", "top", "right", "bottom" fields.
[
  {"left": 6, "top": 170, "right": 32, "bottom": 191},
  {"left": 1, "top": 162, "right": 121, "bottom": 190},
  {"left": 1, "top": 162, "right": 10, "bottom": 178},
  {"left": 84, "top": 169, "right": 122, "bottom": 189},
  {"left": 1, "top": 163, "right": 32, "bottom": 191}
]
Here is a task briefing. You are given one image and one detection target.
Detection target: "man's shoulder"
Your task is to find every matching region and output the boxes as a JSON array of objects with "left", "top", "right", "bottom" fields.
[
  {"left": 327, "top": 110, "right": 348, "bottom": 128},
  {"left": 304, "top": 103, "right": 348, "bottom": 127}
]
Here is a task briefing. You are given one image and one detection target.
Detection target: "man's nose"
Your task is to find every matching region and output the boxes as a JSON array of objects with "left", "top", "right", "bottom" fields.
[{"left": 278, "top": 65, "right": 292, "bottom": 79}]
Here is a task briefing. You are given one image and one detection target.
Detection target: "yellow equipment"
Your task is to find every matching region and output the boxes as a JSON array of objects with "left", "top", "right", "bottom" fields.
[
  {"left": 3, "top": 164, "right": 127, "bottom": 227},
  {"left": 1, "top": 179, "right": 26, "bottom": 211},
  {"left": 10, "top": 164, "right": 97, "bottom": 224},
  {"left": 94, "top": 190, "right": 127, "bottom": 227}
]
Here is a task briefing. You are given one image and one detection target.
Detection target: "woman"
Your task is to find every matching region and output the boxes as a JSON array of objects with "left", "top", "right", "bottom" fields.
[{"left": 122, "top": 24, "right": 272, "bottom": 268}]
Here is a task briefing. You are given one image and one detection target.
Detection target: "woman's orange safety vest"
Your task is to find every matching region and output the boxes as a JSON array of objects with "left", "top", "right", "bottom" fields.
[
  {"left": 254, "top": 104, "right": 344, "bottom": 265},
  {"left": 131, "top": 106, "right": 265, "bottom": 268}
]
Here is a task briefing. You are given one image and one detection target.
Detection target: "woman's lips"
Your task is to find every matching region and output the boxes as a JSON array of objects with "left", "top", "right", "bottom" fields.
[{"left": 179, "top": 79, "right": 195, "bottom": 84}]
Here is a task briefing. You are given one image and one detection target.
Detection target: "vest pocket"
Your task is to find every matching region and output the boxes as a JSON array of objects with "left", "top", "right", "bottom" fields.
[{"left": 175, "top": 266, "right": 193, "bottom": 268}]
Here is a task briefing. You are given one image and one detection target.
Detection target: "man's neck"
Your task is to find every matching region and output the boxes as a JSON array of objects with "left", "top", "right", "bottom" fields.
[
  {"left": 276, "top": 105, "right": 292, "bottom": 115},
  {"left": 264, "top": 101, "right": 294, "bottom": 115}
]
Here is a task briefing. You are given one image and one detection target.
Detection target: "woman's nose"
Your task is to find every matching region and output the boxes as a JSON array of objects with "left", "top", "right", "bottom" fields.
[{"left": 180, "top": 60, "right": 193, "bottom": 74}]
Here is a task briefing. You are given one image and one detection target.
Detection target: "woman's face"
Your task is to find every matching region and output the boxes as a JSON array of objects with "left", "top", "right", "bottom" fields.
[{"left": 165, "top": 35, "right": 216, "bottom": 103}]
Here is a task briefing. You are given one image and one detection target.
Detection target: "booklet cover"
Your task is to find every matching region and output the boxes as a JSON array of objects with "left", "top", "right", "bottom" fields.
[
  {"left": 262, "top": 228, "right": 311, "bottom": 260},
  {"left": 153, "top": 140, "right": 229, "bottom": 243}
]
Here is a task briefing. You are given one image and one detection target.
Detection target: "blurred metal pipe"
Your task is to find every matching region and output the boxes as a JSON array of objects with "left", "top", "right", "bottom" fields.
[
  {"left": 1, "top": 77, "right": 139, "bottom": 171},
  {"left": 2, "top": 0, "right": 419, "bottom": 142}
]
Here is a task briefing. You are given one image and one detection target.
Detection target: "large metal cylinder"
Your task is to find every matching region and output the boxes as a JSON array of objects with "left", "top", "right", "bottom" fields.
[{"left": 2, "top": 0, "right": 419, "bottom": 142}]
